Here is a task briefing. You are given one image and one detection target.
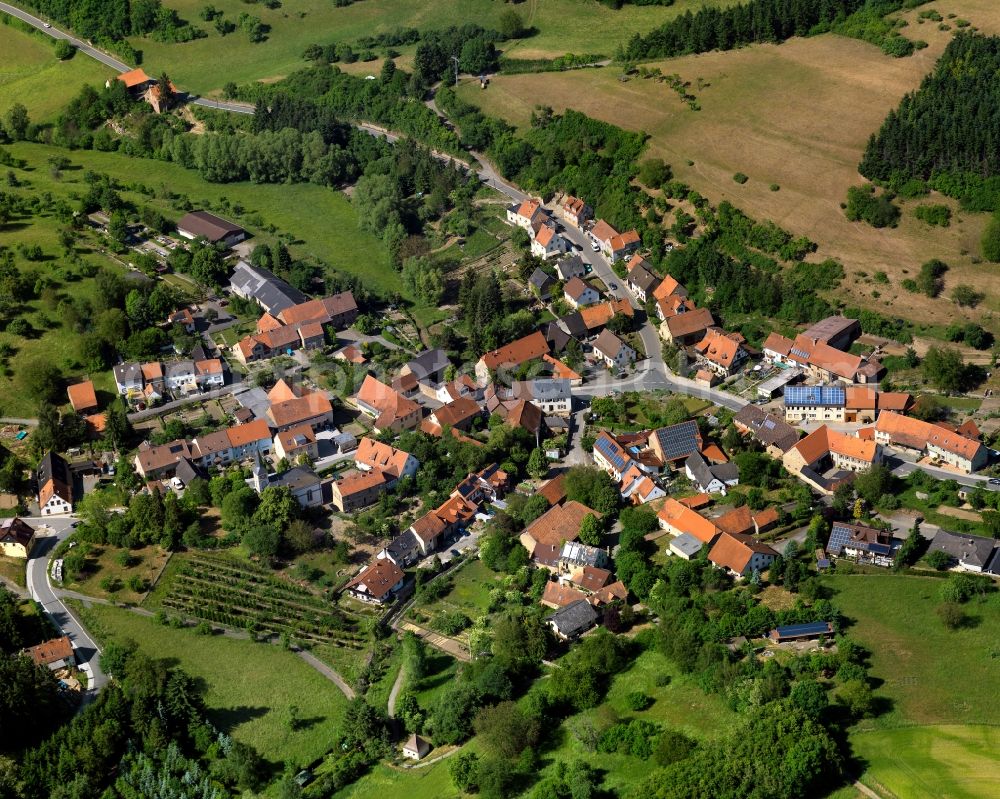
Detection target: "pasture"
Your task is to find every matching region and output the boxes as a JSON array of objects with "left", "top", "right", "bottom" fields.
[
  {"left": 852, "top": 725, "right": 1000, "bottom": 799},
  {"left": 0, "top": 20, "right": 112, "bottom": 121},
  {"left": 455, "top": 4, "right": 1000, "bottom": 330},
  {"left": 823, "top": 574, "right": 1000, "bottom": 727},
  {"left": 127, "top": 0, "right": 739, "bottom": 96},
  {"left": 79, "top": 603, "right": 349, "bottom": 766}
]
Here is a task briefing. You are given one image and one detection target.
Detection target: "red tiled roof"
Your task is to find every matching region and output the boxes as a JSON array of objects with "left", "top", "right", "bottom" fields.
[
  {"left": 479, "top": 331, "right": 549, "bottom": 371},
  {"left": 344, "top": 559, "right": 404, "bottom": 600},
  {"left": 709, "top": 533, "right": 776, "bottom": 575},
  {"left": 67, "top": 381, "right": 98, "bottom": 412},
  {"left": 542, "top": 581, "right": 588, "bottom": 608}
]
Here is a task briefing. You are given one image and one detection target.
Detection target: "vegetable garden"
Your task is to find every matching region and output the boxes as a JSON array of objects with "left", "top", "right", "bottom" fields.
[{"left": 155, "top": 554, "right": 371, "bottom": 653}]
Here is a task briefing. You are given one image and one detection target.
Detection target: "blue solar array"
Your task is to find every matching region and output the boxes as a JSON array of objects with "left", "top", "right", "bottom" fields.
[
  {"left": 784, "top": 385, "right": 846, "bottom": 407},
  {"left": 826, "top": 522, "right": 852, "bottom": 556},
  {"left": 655, "top": 421, "right": 700, "bottom": 461},
  {"left": 774, "top": 621, "right": 832, "bottom": 637},
  {"left": 595, "top": 434, "right": 629, "bottom": 471}
]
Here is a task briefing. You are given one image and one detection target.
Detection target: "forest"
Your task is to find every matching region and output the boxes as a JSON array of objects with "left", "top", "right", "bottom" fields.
[
  {"left": 618, "top": 0, "right": 923, "bottom": 61},
  {"left": 860, "top": 32, "right": 1000, "bottom": 211}
]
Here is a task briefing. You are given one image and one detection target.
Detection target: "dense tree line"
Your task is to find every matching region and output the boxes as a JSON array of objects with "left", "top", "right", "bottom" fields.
[
  {"left": 15, "top": 639, "right": 266, "bottom": 798},
  {"left": 860, "top": 33, "right": 1000, "bottom": 210},
  {"left": 0, "top": 588, "right": 66, "bottom": 753},
  {"left": 618, "top": 0, "right": 870, "bottom": 61}
]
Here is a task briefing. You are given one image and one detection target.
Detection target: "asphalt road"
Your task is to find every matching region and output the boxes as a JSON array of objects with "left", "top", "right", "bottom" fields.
[
  {"left": 24, "top": 517, "right": 107, "bottom": 698},
  {"left": 0, "top": 2, "right": 130, "bottom": 71}
]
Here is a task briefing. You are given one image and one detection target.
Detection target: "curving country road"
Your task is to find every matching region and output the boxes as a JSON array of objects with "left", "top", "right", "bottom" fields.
[
  {"left": 23, "top": 517, "right": 107, "bottom": 699},
  {"left": 0, "top": 1, "right": 130, "bottom": 71}
]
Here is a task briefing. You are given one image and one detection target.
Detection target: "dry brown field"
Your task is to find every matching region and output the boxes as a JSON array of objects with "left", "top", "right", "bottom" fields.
[{"left": 456, "top": 2, "right": 1000, "bottom": 332}]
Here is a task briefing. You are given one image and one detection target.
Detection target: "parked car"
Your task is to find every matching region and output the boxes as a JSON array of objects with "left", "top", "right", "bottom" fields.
[
  {"left": 989, "top": 478, "right": 1000, "bottom": 486},
  {"left": 590, "top": 242, "right": 600, "bottom": 252},
  {"left": 609, "top": 282, "right": 618, "bottom": 291}
]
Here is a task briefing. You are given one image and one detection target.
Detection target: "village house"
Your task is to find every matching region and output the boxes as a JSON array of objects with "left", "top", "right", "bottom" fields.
[
  {"left": 592, "top": 329, "right": 635, "bottom": 370},
  {"left": 555, "top": 253, "right": 588, "bottom": 281},
  {"left": 529, "top": 268, "right": 556, "bottom": 300},
  {"left": 505, "top": 379, "right": 573, "bottom": 416},
  {"left": 343, "top": 559, "right": 406, "bottom": 605},
  {"left": 708, "top": 533, "right": 778, "bottom": 579},
  {"left": 660, "top": 306, "right": 715, "bottom": 345},
  {"left": 590, "top": 220, "right": 640, "bottom": 262},
  {"left": 400, "top": 348, "right": 451, "bottom": 384},
  {"left": 733, "top": 405, "right": 800, "bottom": 455},
  {"left": 693, "top": 329, "right": 747, "bottom": 377},
  {"left": 625, "top": 256, "right": 661, "bottom": 302},
  {"left": 563, "top": 276, "right": 601, "bottom": 309},
  {"left": 506, "top": 199, "right": 548, "bottom": 231},
  {"left": 354, "top": 437, "right": 420, "bottom": 480},
  {"left": 559, "top": 195, "right": 592, "bottom": 228},
  {"left": 547, "top": 599, "right": 599, "bottom": 640},
  {"left": 273, "top": 425, "right": 319, "bottom": 463},
  {"left": 647, "top": 420, "right": 703, "bottom": 468},
  {"left": 684, "top": 452, "right": 739, "bottom": 495},
  {"left": 134, "top": 420, "right": 273, "bottom": 479},
  {"left": 195, "top": 359, "right": 225, "bottom": 389},
  {"left": 826, "top": 521, "right": 898, "bottom": 567},
  {"left": 176, "top": 210, "right": 247, "bottom": 248},
  {"left": 164, "top": 361, "right": 197, "bottom": 394},
  {"left": 0, "top": 517, "right": 35, "bottom": 558},
  {"left": 331, "top": 469, "right": 395, "bottom": 513},
  {"left": 266, "top": 387, "right": 334, "bottom": 433},
  {"left": 354, "top": 375, "right": 422, "bottom": 433},
  {"left": 763, "top": 326, "right": 884, "bottom": 384},
  {"left": 113, "top": 362, "right": 144, "bottom": 397},
  {"left": 593, "top": 431, "right": 639, "bottom": 482},
  {"left": 927, "top": 529, "right": 999, "bottom": 573},
  {"left": 229, "top": 262, "right": 308, "bottom": 316},
  {"left": 278, "top": 292, "right": 359, "bottom": 330},
  {"left": 37, "top": 452, "right": 73, "bottom": 516},
  {"left": 67, "top": 380, "right": 99, "bottom": 415},
  {"left": 657, "top": 498, "right": 720, "bottom": 546},
  {"left": 651, "top": 274, "right": 689, "bottom": 320},
  {"left": 421, "top": 396, "right": 483, "bottom": 436},
  {"left": 668, "top": 532, "right": 704, "bottom": 560},
  {"left": 402, "top": 734, "right": 432, "bottom": 761},
  {"left": 520, "top": 500, "right": 597, "bottom": 568},
  {"left": 874, "top": 411, "right": 987, "bottom": 473},
  {"left": 542, "top": 353, "right": 583, "bottom": 386},
  {"left": 782, "top": 425, "right": 881, "bottom": 494},
  {"left": 475, "top": 331, "right": 550, "bottom": 384},
  {"left": 559, "top": 541, "right": 610, "bottom": 576},
  {"left": 167, "top": 307, "right": 197, "bottom": 333},
  {"left": 531, "top": 224, "right": 569, "bottom": 260},
  {"left": 541, "top": 581, "right": 589, "bottom": 609},
  {"left": 24, "top": 636, "right": 76, "bottom": 671},
  {"left": 579, "top": 298, "right": 634, "bottom": 334},
  {"left": 621, "top": 469, "right": 666, "bottom": 505}
]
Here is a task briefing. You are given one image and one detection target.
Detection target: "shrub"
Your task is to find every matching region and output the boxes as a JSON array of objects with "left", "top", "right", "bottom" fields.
[
  {"left": 769, "top": 183, "right": 780, "bottom": 192},
  {"left": 951, "top": 284, "right": 984, "bottom": 308},
  {"left": 623, "top": 691, "right": 652, "bottom": 711},
  {"left": 937, "top": 601, "right": 966, "bottom": 630},
  {"left": 845, "top": 185, "right": 900, "bottom": 227},
  {"left": 924, "top": 550, "right": 952, "bottom": 571},
  {"left": 913, "top": 204, "right": 951, "bottom": 226},
  {"left": 733, "top": 172, "right": 749, "bottom": 184}
]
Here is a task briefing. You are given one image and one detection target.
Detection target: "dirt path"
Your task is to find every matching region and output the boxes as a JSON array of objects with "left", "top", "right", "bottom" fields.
[
  {"left": 387, "top": 665, "right": 406, "bottom": 718},
  {"left": 296, "top": 649, "right": 356, "bottom": 700},
  {"left": 398, "top": 621, "right": 471, "bottom": 662}
]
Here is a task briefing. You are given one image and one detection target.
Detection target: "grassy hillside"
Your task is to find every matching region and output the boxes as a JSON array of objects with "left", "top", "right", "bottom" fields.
[
  {"left": 79, "top": 603, "right": 349, "bottom": 766},
  {"left": 0, "top": 141, "right": 394, "bottom": 413},
  {"left": 824, "top": 573, "right": 1000, "bottom": 799},
  {"left": 130, "top": 0, "right": 739, "bottom": 95},
  {"left": 0, "top": 19, "right": 113, "bottom": 120},
  {"left": 852, "top": 725, "right": 1000, "bottom": 799},
  {"left": 452, "top": 1, "right": 1000, "bottom": 332}
]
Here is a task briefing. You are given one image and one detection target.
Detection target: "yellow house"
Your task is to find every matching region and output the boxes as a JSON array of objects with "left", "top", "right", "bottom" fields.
[{"left": 0, "top": 517, "right": 35, "bottom": 559}]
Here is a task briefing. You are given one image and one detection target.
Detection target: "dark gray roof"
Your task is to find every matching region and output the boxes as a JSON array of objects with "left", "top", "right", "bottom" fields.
[
  {"left": 733, "top": 405, "right": 800, "bottom": 452},
  {"left": 986, "top": 547, "right": 1000, "bottom": 576},
  {"left": 555, "top": 254, "right": 586, "bottom": 280},
  {"left": 38, "top": 451, "right": 71, "bottom": 491},
  {"left": 509, "top": 378, "right": 571, "bottom": 404},
  {"left": 711, "top": 463, "right": 740, "bottom": 483},
  {"left": 404, "top": 349, "right": 450, "bottom": 381},
  {"left": 386, "top": 530, "right": 420, "bottom": 560},
  {"left": 627, "top": 262, "right": 660, "bottom": 292},
  {"left": 685, "top": 452, "right": 715, "bottom": 488},
  {"left": 229, "top": 262, "right": 307, "bottom": 314},
  {"left": 653, "top": 421, "right": 701, "bottom": 462},
  {"left": 270, "top": 467, "right": 321, "bottom": 492},
  {"left": 928, "top": 530, "right": 997, "bottom": 570},
  {"left": 543, "top": 322, "right": 570, "bottom": 353},
  {"left": 174, "top": 457, "right": 203, "bottom": 486},
  {"left": 559, "top": 312, "right": 587, "bottom": 339},
  {"left": 113, "top": 362, "right": 143, "bottom": 385},
  {"left": 177, "top": 211, "right": 244, "bottom": 243},
  {"left": 548, "top": 599, "right": 598, "bottom": 637},
  {"left": 529, "top": 268, "right": 555, "bottom": 292},
  {"left": 190, "top": 344, "right": 210, "bottom": 362}
]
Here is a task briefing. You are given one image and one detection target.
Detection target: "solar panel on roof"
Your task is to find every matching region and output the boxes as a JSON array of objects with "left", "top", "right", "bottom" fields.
[
  {"left": 785, "top": 385, "right": 845, "bottom": 407},
  {"left": 827, "top": 523, "right": 851, "bottom": 556},
  {"left": 763, "top": 420, "right": 776, "bottom": 430},
  {"left": 655, "top": 421, "right": 700, "bottom": 461},
  {"left": 775, "top": 621, "right": 831, "bottom": 636},
  {"left": 596, "top": 435, "right": 629, "bottom": 471}
]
